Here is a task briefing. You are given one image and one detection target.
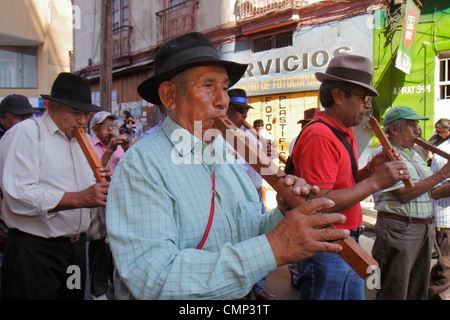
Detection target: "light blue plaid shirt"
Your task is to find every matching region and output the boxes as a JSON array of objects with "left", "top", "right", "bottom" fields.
[{"left": 106, "top": 116, "right": 282, "bottom": 299}]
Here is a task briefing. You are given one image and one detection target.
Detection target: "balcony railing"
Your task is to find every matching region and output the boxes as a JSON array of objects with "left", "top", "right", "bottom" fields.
[
  {"left": 156, "top": 1, "right": 198, "bottom": 45},
  {"left": 237, "top": 0, "right": 314, "bottom": 20}
]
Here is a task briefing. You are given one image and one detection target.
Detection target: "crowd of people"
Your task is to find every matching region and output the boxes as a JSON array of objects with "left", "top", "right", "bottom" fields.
[{"left": 0, "top": 32, "right": 448, "bottom": 300}]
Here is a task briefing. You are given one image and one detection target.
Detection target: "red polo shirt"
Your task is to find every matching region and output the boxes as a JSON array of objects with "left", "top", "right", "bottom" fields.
[{"left": 292, "top": 111, "right": 362, "bottom": 230}]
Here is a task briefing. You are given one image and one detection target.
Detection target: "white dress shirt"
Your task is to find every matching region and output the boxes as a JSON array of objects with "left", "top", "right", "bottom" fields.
[
  {"left": 0, "top": 112, "right": 95, "bottom": 238},
  {"left": 431, "top": 139, "right": 450, "bottom": 228}
]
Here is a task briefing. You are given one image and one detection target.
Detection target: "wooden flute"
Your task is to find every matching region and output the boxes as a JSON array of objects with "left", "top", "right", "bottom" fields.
[
  {"left": 368, "top": 116, "right": 414, "bottom": 189},
  {"left": 73, "top": 127, "right": 108, "bottom": 183},
  {"left": 414, "top": 138, "right": 450, "bottom": 160},
  {"left": 214, "top": 116, "right": 378, "bottom": 279}
]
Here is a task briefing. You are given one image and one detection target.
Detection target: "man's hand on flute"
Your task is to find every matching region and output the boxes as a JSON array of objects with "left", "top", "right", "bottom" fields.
[
  {"left": 266, "top": 197, "right": 349, "bottom": 267},
  {"left": 364, "top": 147, "right": 411, "bottom": 190},
  {"left": 78, "top": 178, "right": 110, "bottom": 208},
  {"left": 275, "top": 174, "right": 320, "bottom": 214},
  {"left": 51, "top": 167, "right": 111, "bottom": 212},
  {"left": 267, "top": 175, "right": 349, "bottom": 267}
]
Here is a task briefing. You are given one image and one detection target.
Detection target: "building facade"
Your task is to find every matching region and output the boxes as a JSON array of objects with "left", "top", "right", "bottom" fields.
[
  {"left": 73, "top": 0, "right": 391, "bottom": 164},
  {"left": 220, "top": 6, "right": 381, "bottom": 165},
  {"left": 0, "top": 0, "right": 73, "bottom": 108},
  {"left": 373, "top": 0, "right": 450, "bottom": 142}
]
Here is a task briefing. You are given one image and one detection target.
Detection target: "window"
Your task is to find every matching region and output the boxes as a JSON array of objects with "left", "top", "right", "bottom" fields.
[
  {"left": 253, "top": 31, "right": 293, "bottom": 53},
  {"left": 113, "top": 0, "right": 129, "bottom": 31},
  {"left": 0, "top": 46, "right": 37, "bottom": 88},
  {"left": 439, "top": 57, "right": 450, "bottom": 100},
  {"left": 112, "top": 0, "right": 132, "bottom": 57},
  {"left": 169, "top": 0, "right": 181, "bottom": 7}
]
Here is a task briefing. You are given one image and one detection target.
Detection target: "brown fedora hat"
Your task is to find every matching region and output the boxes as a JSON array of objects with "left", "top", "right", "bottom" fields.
[
  {"left": 138, "top": 32, "right": 248, "bottom": 105},
  {"left": 297, "top": 108, "right": 318, "bottom": 124},
  {"left": 315, "top": 55, "right": 378, "bottom": 96}
]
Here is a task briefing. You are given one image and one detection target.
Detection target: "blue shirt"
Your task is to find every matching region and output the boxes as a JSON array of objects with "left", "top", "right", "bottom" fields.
[{"left": 106, "top": 116, "right": 282, "bottom": 299}]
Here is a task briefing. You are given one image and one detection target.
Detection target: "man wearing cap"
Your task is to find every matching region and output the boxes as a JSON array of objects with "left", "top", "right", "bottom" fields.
[
  {"left": 88, "top": 111, "right": 129, "bottom": 300},
  {"left": 0, "top": 94, "right": 39, "bottom": 140},
  {"left": 0, "top": 72, "right": 110, "bottom": 299},
  {"left": 254, "top": 119, "right": 274, "bottom": 141},
  {"left": 291, "top": 55, "right": 408, "bottom": 300},
  {"left": 0, "top": 94, "right": 40, "bottom": 293},
  {"left": 90, "top": 111, "right": 129, "bottom": 172},
  {"left": 370, "top": 106, "right": 450, "bottom": 300},
  {"left": 106, "top": 32, "right": 349, "bottom": 300}
]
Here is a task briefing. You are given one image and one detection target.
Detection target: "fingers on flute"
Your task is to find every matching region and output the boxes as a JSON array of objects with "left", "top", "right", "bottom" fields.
[
  {"left": 271, "top": 201, "right": 348, "bottom": 263},
  {"left": 389, "top": 147, "right": 402, "bottom": 161},
  {"left": 391, "top": 161, "right": 411, "bottom": 180},
  {"left": 283, "top": 175, "right": 316, "bottom": 197},
  {"left": 291, "top": 197, "right": 336, "bottom": 216}
]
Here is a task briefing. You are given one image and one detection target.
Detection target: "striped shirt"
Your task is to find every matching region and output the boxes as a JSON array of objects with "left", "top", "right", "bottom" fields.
[
  {"left": 106, "top": 116, "right": 282, "bottom": 300},
  {"left": 371, "top": 142, "right": 433, "bottom": 219},
  {"left": 431, "top": 139, "right": 450, "bottom": 227}
]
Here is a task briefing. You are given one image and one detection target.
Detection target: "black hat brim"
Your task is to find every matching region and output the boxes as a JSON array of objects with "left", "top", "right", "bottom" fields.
[
  {"left": 41, "top": 95, "right": 102, "bottom": 113},
  {"left": 230, "top": 102, "right": 254, "bottom": 109},
  {"left": 138, "top": 59, "right": 248, "bottom": 106}
]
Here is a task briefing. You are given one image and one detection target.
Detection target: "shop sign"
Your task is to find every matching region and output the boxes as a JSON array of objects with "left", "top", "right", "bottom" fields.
[
  {"left": 395, "top": 0, "right": 421, "bottom": 74},
  {"left": 234, "top": 48, "right": 351, "bottom": 95},
  {"left": 219, "top": 14, "right": 374, "bottom": 96}
]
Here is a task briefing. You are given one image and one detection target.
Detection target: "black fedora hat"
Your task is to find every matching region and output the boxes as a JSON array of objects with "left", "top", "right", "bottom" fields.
[
  {"left": 315, "top": 55, "right": 378, "bottom": 97},
  {"left": 138, "top": 32, "right": 248, "bottom": 105},
  {"left": 228, "top": 88, "right": 253, "bottom": 109},
  {"left": 41, "top": 73, "right": 102, "bottom": 112}
]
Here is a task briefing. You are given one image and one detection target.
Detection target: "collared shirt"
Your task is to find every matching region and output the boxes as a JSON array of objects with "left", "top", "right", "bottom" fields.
[
  {"left": 370, "top": 142, "right": 433, "bottom": 219},
  {"left": 89, "top": 135, "right": 124, "bottom": 173},
  {"left": 292, "top": 111, "right": 362, "bottom": 230},
  {"left": 431, "top": 139, "right": 450, "bottom": 227},
  {"left": 106, "top": 116, "right": 282, "bottom": 300},
  {"left": 0, "top": 112, "right": 95, "bottom": 238}
]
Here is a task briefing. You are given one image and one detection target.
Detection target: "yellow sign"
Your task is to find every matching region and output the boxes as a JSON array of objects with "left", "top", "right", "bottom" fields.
[{"left": 246, "top": 92, "right": 319, "bottom": 169}]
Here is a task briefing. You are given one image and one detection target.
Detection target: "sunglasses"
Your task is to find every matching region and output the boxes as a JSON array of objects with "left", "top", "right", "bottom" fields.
[
  {"left": 231, "top": 106, "right": 249, "bottom": 114},
  {"left": 348, "top": 91, "right": 373, "bottom": 104}
]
